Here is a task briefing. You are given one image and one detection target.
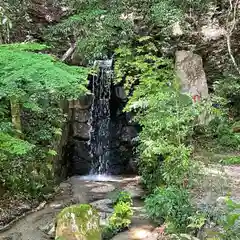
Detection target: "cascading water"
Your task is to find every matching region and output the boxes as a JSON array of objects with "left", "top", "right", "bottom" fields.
[
  {"left": 90, "top": 59, "right": 113, "bottom": 175},
  {"left": 67, "top": 58, "right": 136, "bottom": 181}
]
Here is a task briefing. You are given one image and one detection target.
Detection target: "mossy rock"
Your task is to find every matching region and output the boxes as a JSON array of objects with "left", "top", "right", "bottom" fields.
[{"left": 55, "top": 204, "right": 101, "bottom": 240}]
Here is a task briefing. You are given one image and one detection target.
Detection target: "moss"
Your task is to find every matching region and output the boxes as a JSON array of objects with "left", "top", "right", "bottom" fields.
[{"left": 56, "top": 204, "right": 101, "bottom": 240}]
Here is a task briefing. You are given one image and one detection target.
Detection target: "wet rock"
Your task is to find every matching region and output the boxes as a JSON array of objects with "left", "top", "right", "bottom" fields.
[
  {"left": 115, "top": 86, "right": 127, "bottom": 101},
  {"left": 73, "top": 109, "right": 91, "bottom": 123},
  {"left": 72, "top": 122, "right": 91, "bottom": 140},
  {"left": 59, "top": 182, "right": 71, "bottom": 190},
  {"left": 99, "top": 212, "right": 111, "bottom": 227},
  {"left": 111, "top": 225, "right": 158, "bottom": 240},
  {"left": 127, "top": 158, "right": 138, "bottom": 173},
  {"left": 69, "top": 95, "right": 94, "bottom": 110},
  {"left": 48, "top": 224, "right": 55, "bottom": 237},
  {"left": 49, "top": 202, "right": 63, "bottom": 209},
  {"left": 90, "top": 199, "right": 113, "bottom": 213},
  {"left": 90, "top": 183, "right": 116, "bottom": 194},
  {"left": 56, "top": 204, "right": 101, "bottom": 240},
  {"left": 70, "top": 140, "right": 92, "bottom": 175},
  {"left": 120, "top": 126, "right": 138, "bottom": 143},
  {"left": 19, "top": 203, "right": 31, "bottom": 211},
  {"left": 39, "top": 222, "right": 55, "bottom": 236},
  {"left": 2, "top": 233, "right": 22, "bottom": 240},
  {"left": 123, "top": 182, "right": 144, "bottom": 199}
]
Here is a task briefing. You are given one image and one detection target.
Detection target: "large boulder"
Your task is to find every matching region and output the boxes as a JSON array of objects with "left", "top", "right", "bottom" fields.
[
  {"left": 55, "top": 204, "right": 101, "bottom": 240},
  {"left": 175, "top": 50, "right": 208, "bottom": 99}
]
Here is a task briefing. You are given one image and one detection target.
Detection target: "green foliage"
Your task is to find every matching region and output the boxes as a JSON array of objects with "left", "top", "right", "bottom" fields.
[
  {"left": 218, "top": 198, "right": 240, "bottom": 240},
  {"left": 108, "top": 201, "right": 133, "bottom": 231},
  {"left": 0, "top": 132, "right": 33, "bottom": 155},
  {"left": 103, "top": 191, "right": 133, "bottom": 239},
  {"left": 111, "top": 190, "right": 132, "bottom": 206},
  {"left": 0, "top": 43, "right": 88, "bottom": 100},
  {"left": 187, "top": 212, "right": 206, "bottom": 233},
  {"left": 115, "top": 39, "right": 199, "bottom": 190},
  {"left": 220, "top": 156, "right": 240, "bottom": 165},
  {"left": 45, "top": 0, "right": 216, "bottom": 61},
  {"left": 196, "top": 116, "right": 240, "bottom": 152},
  {"left": 150, "top": 0, "right": 183, "bottom": 28},
  {"left": 213, "top": 74, "right": 240, "bottom": 119},
  {"left": 145, "top": 186, "right": 194, "bottom": 233},
  {"left": 45, "top": 1, "right": 134, "bottom": 60},
  {"left": 204, "top": 197, "right": 240, "bottom": 240},
  {"left": 0, "top": 42, "right": 88, "bottom": 198}
]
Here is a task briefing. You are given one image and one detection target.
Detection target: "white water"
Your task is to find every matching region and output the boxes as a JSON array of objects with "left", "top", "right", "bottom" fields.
[
  {"left": 90, "top": 59, "right": 113, "bottom": 175},
  {"left": 77, "top": 174, "right": 122, "bottom": 182}
]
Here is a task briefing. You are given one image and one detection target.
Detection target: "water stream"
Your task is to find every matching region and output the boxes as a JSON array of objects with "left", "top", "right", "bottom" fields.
[{"left": 90, "top": 59, "right": 114, "bottom": 175}]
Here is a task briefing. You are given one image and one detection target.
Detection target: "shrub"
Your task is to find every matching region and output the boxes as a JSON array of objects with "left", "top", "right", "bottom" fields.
[
  {"left": 145, "top": 186, "right": 194, "bottom": 233},
  {"left": 0, "top": 43, "right": 88, "bottom": 198},
  {"left": 115, "top": 41, "right": 199, "bottom": 191}
]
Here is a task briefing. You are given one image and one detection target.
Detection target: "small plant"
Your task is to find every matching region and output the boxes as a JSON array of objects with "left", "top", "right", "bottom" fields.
[
  {"left": 145, "top": 186, "right": 194, "bottom": 233},
  {"left": 111, "top": 190, "right": 132, "bottom": 205},
  {"left": 199, "top": 197, "right": 240, "bottom": 240},
  {"left": 217, "top": 197, "right": 240, "bottom": 240},
  {"left": 108, "top": 201, "right": 133, "bottom": 230},
  {"left": 103, "top": 191, "right": 133, "bottom": 239},
  {"left": 187, "top": 212, "right": 207, "bottom": 234}
]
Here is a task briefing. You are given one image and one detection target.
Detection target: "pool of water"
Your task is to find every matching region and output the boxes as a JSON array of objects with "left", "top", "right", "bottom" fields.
[{"left": 76, "top": 174, "right": 138, "bottom": 182}]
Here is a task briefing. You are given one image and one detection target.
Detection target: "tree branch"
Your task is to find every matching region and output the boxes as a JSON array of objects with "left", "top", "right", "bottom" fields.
[
  {"left": 226, "top": 0, "right": 240, "bottom": 75},
  {"left": 61, "top": 42, "right": 77, "bottom": 62}
]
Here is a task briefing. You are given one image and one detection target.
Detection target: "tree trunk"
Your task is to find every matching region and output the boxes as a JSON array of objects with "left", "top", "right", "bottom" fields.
[{"left": 10, "top": 96, "right": 22, "bottom": 138}]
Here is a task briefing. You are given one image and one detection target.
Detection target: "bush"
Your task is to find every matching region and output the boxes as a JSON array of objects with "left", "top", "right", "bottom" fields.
[
  {"left": 145, "top": 186, "right": 194, "bottom": 233},
  {"left": 115, "top": 42, "right": 199, "bottom": 191}
]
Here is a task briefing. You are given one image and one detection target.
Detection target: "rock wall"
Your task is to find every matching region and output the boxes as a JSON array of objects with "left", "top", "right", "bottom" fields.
[
  {"left": 66, "top": 95, "right": 94, "bottom": 176},
  {"left": 53, "top": 100, "right": 72, "bottom": 182},
  {"left": 64, "top": 82, "right": 138, "bottom": 176},
  {"left": 107, "top": 85, "right": 138, "bottom": 174}
]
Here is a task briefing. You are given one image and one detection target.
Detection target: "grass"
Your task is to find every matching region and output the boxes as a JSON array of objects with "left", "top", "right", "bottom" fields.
[{"left": 220, "top": 156, "right": 240, "bottom": 165}]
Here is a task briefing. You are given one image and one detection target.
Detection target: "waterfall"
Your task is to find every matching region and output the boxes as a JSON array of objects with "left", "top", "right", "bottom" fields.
[{"left": 90, "top": 59, "right": 113, "bottom": 175}]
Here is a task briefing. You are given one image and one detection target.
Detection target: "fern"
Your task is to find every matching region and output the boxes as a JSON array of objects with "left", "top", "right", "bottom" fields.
[{"left": 0, "top": 43, "right": 89, "bottom": 102}]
